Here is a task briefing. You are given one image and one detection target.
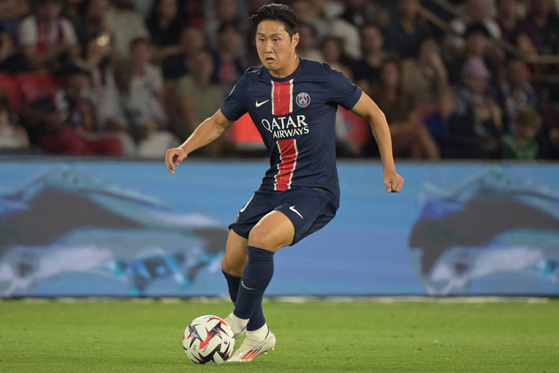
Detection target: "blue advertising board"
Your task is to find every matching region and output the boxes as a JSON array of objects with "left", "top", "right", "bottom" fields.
[{"left": 0, "top": 159, "right": 558, "bottom": 297}]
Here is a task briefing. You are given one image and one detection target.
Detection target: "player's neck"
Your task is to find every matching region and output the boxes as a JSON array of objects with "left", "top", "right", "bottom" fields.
[{"left": 269, "top": 55, "right": 300, "bottom": 79}]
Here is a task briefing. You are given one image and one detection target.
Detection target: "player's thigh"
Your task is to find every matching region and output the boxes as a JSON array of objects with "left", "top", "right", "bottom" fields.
[
  {"left": 248, "top": 210, "right": 295, "bottom": 252},
  {"left": 222, "top": 229, "right": 249, "bottom": 276}
]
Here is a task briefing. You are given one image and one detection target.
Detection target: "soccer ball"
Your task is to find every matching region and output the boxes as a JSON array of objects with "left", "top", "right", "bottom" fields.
[{"left": 182, "top": 315, "right": 235, "bottom": 365}]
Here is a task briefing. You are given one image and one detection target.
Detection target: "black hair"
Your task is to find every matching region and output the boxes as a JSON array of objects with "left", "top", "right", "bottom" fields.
[{"left": 251, "top": 3, "right": 298, "bottom": 38}]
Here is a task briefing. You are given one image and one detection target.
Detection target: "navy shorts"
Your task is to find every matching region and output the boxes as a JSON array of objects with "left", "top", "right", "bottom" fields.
[{"left": 228, "top": 187, "right": 338, "bottom": 245}]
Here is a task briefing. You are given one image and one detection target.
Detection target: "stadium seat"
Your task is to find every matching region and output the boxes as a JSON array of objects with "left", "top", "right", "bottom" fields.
[
  {"left": 15, "top": 72, "right": 60, "bottom": 104},
  {"left": 0, "top": 73, "right": 22, "bottom": 113}
]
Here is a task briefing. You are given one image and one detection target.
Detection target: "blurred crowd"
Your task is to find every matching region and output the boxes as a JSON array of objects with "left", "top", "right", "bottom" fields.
[{"left": 0, "top": 0, "right": 558, "bottom": 160}]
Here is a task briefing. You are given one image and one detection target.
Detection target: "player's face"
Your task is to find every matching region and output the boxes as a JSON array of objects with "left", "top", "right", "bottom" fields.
[{"left": 256, "top": 20, "right": 300, "bottom": 78}]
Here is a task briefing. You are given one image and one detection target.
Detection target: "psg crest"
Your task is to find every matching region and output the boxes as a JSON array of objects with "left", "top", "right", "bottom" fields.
[{"left": 296, "top": 92, "right": 311, "bottom": 108}]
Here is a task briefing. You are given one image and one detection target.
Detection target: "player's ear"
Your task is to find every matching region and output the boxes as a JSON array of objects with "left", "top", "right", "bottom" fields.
[{"left": 292, "top": 32, "right": 300, "bottom": 48}]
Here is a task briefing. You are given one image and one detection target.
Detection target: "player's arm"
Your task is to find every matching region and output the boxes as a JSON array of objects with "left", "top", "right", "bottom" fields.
[
  {"left": 351, "top": 91, "right": 404, "bottom": 193},
  {"left": 165, "top": 109, "right": 234, "bottom": 174}
]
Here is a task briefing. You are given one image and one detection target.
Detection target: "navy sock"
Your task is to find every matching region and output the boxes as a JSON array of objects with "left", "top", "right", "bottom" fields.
[
  {"left": 233, "top": 246, "right": 274, "bottom": 330},
  {"left": 222, "top": 269, "right": 266, "bottom": 331},
  {"left": 222, "top": 270, "right": 240, "bottom": 303}
]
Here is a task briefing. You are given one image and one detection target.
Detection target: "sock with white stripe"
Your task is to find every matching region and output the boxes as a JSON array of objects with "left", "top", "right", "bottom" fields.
[
  {"left": 222, "top": 269, "right": 266, "bottom": 331},
  {"left": 233, "top": 246, "right": 274, "bottom": 329}
]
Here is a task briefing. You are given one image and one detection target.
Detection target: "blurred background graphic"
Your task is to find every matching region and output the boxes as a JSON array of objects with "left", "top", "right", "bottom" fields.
[
  {"left": 1, "top": 160, "right": 557, "bottom": 297},
  {"left": 1, "top": 0, "right": 559, "bottom": 298}
]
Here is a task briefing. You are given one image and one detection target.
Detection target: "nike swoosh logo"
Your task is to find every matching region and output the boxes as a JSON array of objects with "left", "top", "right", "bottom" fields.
[
  {"left": 255, "top": 99, "right": 269, "bottom": 107},
  {"left": 289, "top": 205, "right": 304, "bottom": 219},
  {"left": 240, "top": 195, "right": 254, "bottom": 213},
  {"left": 241, "top": 281, "right": 255, "bottom": 291}
]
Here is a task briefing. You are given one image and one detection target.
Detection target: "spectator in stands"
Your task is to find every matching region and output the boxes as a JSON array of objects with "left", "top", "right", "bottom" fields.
[
  {"left": 382, "top": 0, "right": 431, "bottom": 58},
  {"left": 499, "top": 107, "right": 542, "bottom": 159},
  {"left": 402, "top": 37, "right": 449, "bottom": 109},
  {"left": 106, "top": 0, "right": 150, "bottom": 58},
  {"left": 447, "top": 23, "right": 499, "bottom": 88},
  {"left": 33, "top": 65, "right": 122, "bottom": 155},
  {"left": 181, "top": 0, "right": 204, "bottom": 28},
  {"left": 0, "top": 0, "right": 30, "bottom": 38},
  {"left": 204, "top": 0, "right": 247, "bottom": 53},
  {"left": 73, "top": 0, "right": 112, "bottom": 50},
  {"left": 161, "top": 25, "right": 206, "bottom": 81},
  {"left": 370, "top": 56, "right": 440, "bottom": 159},
  {"left": 129, "top": 37, "right": 164, "bottom": 105},
  {"left": 514, "top": 30, "right": 541, "bottom": 68},
  {"left": 295, "top": 22, "right": 322, "bottom": 62},
  {"left": 0, "top": 24, "right": 28, "bottom": 74},
  {"left": 145, "top": 0, "right": 187, "bottom": 61},
  {"left": 290, "top": 0, "right": 329, "bottom": 44},
  {"left": 497, "top": 58, "right": 541, "bottom": 134},
  {"left": 172, "top": 50, "right": 223, "bottom": 152},
  {"left": 211, "top": 22, "right": 247, "bottom": 98},
  {"left": 448, "top": 57, "right": 503, "bottom": 158},
  {"left": 97, "top": 58, "right": 178, "bottom": 157},
  {"left": 0, "top": 95, "right": 30, "bottom": 153},
  {"left": 351, "top": 24, "right": 384, "bottom": 97},
  {"left": 526, "top": 0, "right": 559, "bottom": 55},
  {"left": 332, "top": 0, "right": 380, "bottom": 59},
  {"left": 80, "top": 33, "right": 114, "bottom": 103},
  {"left": 320, "top": 36, "right": 353, "bottom": 78},
  {"left": 18, "top": 0, "right": 81, "bottom": 73},
  {"left": 444, "top": 0, "right": 501, "bottom": 59},
  {"left": 424, "top": 86, "right": 457, "bottom": 155},
  {"left": 496, "top": 0, "right": 538, "bottom": 46}
]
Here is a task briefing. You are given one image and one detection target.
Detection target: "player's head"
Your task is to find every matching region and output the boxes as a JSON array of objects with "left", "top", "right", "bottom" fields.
[
  {"left": 251, "top": 3, "right": 300, "bottom": 76},
  {"left": 251, "top": 3, "right": 298, "bottom": 38}
]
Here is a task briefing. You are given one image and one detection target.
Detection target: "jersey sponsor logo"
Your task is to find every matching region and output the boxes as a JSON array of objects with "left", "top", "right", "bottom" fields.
[
  {"left": 289, "top": 205, "right": 304, "bottom": 219},
  {"left": 272, "top": 79, "right": 293, "bottom": 115},
  {"left": 275, "top": 139, "right": 298, "bottom": 191},
  {"left": 295, "top": 92, "right": 311, "bottom": 108},
  {"left": 261, "top": 115, "right": 309, "bottom": 138},
  {"left": 255, "top": 99, "right": 269, "bottom": 107}
]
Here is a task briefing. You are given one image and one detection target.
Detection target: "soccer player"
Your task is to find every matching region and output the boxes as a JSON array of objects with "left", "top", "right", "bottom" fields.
[{"left": 165, "top": 3, "right": 404, "bottom": 362}]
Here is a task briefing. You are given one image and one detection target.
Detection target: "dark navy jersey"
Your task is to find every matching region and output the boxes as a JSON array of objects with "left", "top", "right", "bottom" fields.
[{"left": 220, "top": 58, "right": 363, "bottom": 207}]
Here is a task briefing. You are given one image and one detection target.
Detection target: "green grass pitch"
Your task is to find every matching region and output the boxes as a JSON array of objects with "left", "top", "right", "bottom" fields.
[{"left": 1, "top": 298, "right": 558, "bottom": 372}]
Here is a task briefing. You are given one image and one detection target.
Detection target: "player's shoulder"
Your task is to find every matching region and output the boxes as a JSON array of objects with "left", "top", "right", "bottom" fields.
[
  {"left": 298, "top": 58, "right": 341, "bottom": 78},
  {"left": 242, "top": 65, "right": 268, "bottom": 82}
]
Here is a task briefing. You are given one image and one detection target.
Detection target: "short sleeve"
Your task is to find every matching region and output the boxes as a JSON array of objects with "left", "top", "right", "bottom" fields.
[
  {"left": 219, "top": 73, "right": 248, "bottom": 121},
  {"left": 325, "top": 66, "right": 362, "bottom": 110}
]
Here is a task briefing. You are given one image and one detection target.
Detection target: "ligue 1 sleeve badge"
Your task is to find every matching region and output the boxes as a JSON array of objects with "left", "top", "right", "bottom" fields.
[{"left": 296, "top": 92, "right": 311, "bottom": 108}]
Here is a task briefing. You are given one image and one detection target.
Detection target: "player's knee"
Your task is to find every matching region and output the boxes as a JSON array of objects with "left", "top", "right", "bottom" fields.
[
  {"left": 221, "top": 256, "right": 244, "bottom": 277},
  {"left": 247, "top": 227, "right": 284, "bottom": 251}
]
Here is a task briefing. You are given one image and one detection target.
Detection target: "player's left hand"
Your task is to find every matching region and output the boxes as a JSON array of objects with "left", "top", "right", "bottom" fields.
[{"left": 383, "top": 170, "right": 404, "bottom": 193}]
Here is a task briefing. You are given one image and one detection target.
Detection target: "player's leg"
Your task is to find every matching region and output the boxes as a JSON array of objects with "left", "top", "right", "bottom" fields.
[
  {"left": 222, "top": 229, "right": 268, "bottom": 339},
  {"left": 228, "top": 211, "right": 294, "bottom": 362},
  {"left": 234, "top": 210, "right": 294, "bottom": 322},
  {"left": 222, "top": 229, "right": 248, "bottom": 277}
]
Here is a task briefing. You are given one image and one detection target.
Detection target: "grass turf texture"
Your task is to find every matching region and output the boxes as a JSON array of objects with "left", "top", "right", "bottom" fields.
[{"left": 0, "top": 299, "right": 558, "bottom": 372}]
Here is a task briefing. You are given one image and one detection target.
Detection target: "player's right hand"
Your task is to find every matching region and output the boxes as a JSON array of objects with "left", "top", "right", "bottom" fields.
[{"left": 165, "top": 147, "right": 187, "bottom": 174}]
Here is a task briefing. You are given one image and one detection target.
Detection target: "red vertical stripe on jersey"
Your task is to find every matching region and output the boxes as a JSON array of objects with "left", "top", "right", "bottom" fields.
[
  {"left": 272, "top": 80, "right": 293, "bottom": 116},
  {"left": 275, "top": 139, "right": 298, "bottom": 191}
]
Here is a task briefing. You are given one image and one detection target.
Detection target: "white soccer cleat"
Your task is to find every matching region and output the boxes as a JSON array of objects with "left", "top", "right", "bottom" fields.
[
  {"left": 223, "top": 316, "right": 246, "bottom": 339},
  {"left": 228, "top": 328, "right": 276, "bottom": 362}
]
